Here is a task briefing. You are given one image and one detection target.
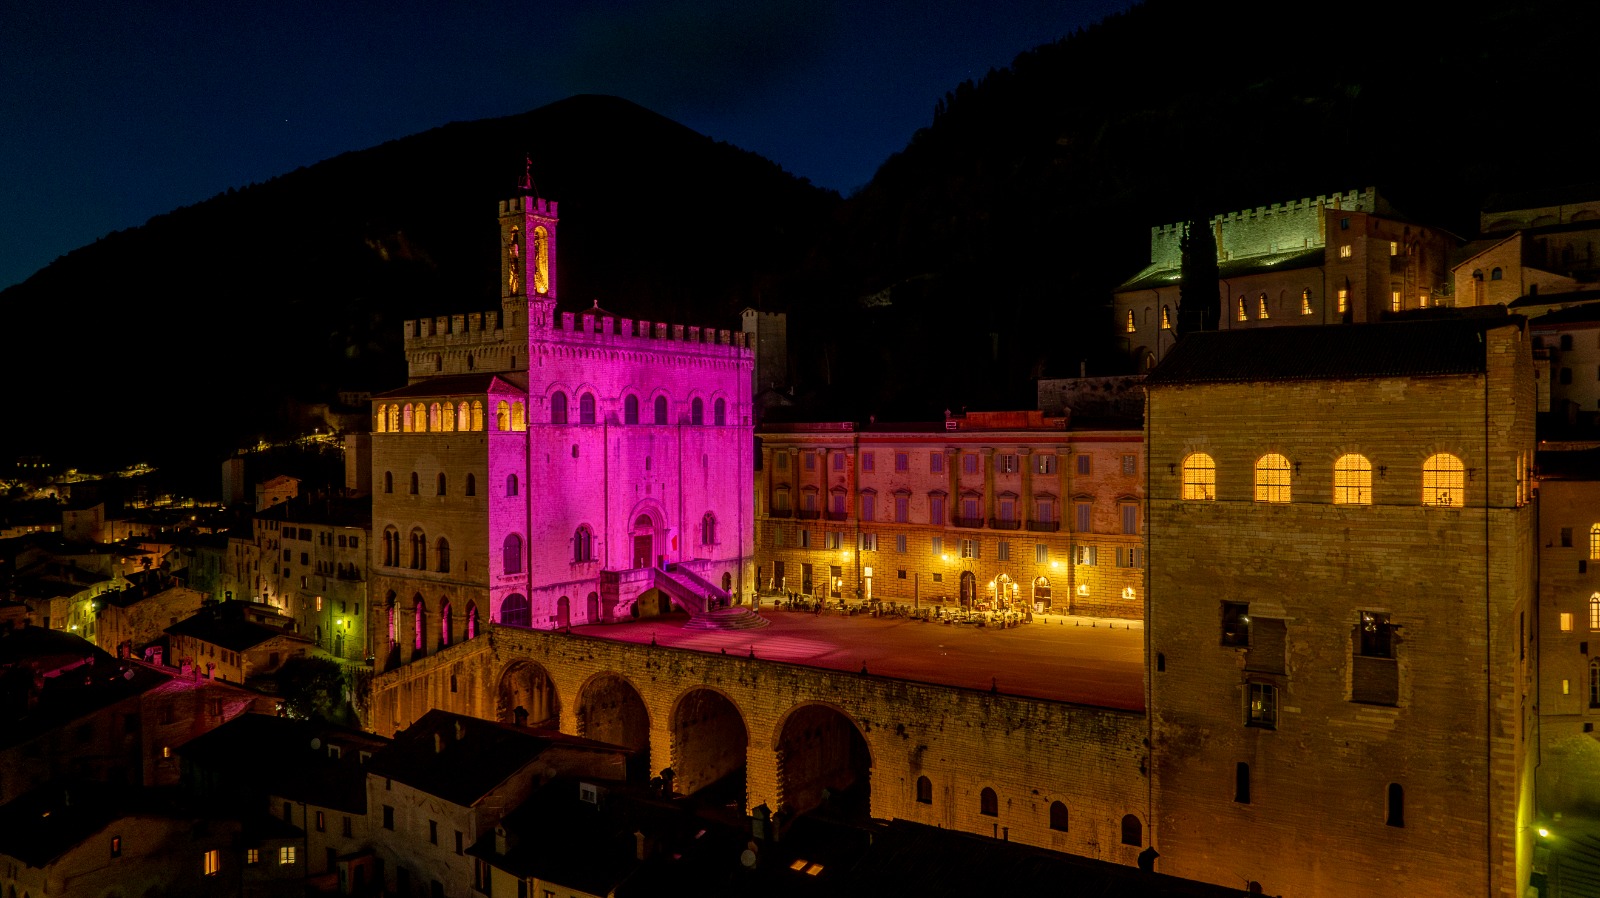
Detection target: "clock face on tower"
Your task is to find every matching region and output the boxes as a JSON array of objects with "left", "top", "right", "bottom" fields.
[{"left": 532, "top": 226, "right": 550, "bottom": 295}]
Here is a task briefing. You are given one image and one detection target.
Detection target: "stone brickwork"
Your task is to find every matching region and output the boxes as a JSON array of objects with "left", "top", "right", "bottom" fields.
[
  {"left": 1534, "top": 475, "right": 1600, "bottom": 748},
  {"left": 367, "top": 624, "right": 1151, "bottom": 865},
  {"left": 1146, "top": 321, "right": 1537, "bottom": 898}
]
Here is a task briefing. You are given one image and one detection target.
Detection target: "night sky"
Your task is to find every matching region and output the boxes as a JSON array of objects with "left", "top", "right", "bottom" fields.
[{"left": 1, "top": 0, "right": 1133, "bottom": 291}]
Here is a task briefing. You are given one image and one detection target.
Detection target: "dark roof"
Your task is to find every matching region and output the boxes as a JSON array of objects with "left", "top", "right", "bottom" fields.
[
  {"left": 366, "top": 709, "right": 627, "bottom": 807},
  {"left": 178, "top": 713, "right": 388, "bottom": 813},
  {"left": 841, "top": 819, "right": 1255, "bottom": 898},
  {"left": 0, "top": 632, "right": 169, "bottom": 750},
  {"left": 1509, "top": 288, "right": 1600, "bottom": 310},
  {"left": 1118, "top": 247, "right": 1325, "bottom": 292},
  {"left": 254, "top": 495, "right": 371, "bottom": 528},
  {"left": 373, "top": 373, "right": 526, "bottom": 400},
  {"left": 1483, "top": 183, "right": 1600, "bottom": 215},
  {"left": 1146, "top": 316, "right": 1515, "bottom": 387},
  {"left": 1536, "top": 447, "right": 1600, "bottom": 481},
  {"left": 0, "top": 784, "right": 137, "bottom": 867},
  {"left": 1529, "top": 302, "right": 1600, "bottom": 327},
  {"left": 165, "top": 602, "right": 309, "bottom": 653}
]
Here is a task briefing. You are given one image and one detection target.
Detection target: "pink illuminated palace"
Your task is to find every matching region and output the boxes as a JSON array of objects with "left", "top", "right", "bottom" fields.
[{"left": 368, "top": 185, "right": 757, "bottom": 672}]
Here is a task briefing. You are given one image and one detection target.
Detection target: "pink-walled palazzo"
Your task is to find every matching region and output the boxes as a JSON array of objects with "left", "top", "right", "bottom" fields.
[{"left": 368, "top": 185, "right": 757, "bottom": 672}]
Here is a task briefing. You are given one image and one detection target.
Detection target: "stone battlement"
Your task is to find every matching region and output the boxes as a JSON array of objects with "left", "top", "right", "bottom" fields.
[
  {"left": 499, "top": 195, "right": 559, "bottom": 218},
  {"left": 1149, "top": 188, "right": 1376, "bottom": 267},
  {"left": 546, "top": 309, "right": 753, "bottom": 356},
  {"left": 403, "top": 311, "right": 506, "bottom": 347}
]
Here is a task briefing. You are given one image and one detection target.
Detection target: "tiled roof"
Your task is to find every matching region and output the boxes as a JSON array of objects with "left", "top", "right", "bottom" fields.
[
  {"left": 1146, "top": 316, "right": 1514, "bottom": 386},
  {"left": 373, "top": 373, "right": 526, "bottom": 400},
  {"left": 1509, "top": 288, "right": 1600, "bottom": 310},
  {"left": 165, "top": 603, "right": 309, "bottom": 653},
  {"left": 178, "top": 713, "right": 388, "bottom": 814}
]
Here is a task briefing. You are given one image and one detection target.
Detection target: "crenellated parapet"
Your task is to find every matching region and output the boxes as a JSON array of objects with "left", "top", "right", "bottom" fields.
[
  {"left": 403, "top": 310, "right": 527, "bottom": 381},
  {"left": 1149, "top": 188, "right": 1376, "bottom": 268},
  {"left": 540, "top": 309, "right": 754, "bottom": 359}
]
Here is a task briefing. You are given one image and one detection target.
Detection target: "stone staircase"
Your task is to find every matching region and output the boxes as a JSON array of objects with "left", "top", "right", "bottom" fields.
[{"left": 655, "top": 564, "right": 768, "bottom": 630}]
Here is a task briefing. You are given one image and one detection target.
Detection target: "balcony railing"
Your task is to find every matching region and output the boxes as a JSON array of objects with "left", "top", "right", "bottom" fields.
[
  {"left": 988, "top": 518, "right": 1020, "bottom": 531},
  {"left": 768, "top": 508, "right": 793, "bottom": 519},
  {"left": 796, "top": 509, "right": 821, "bottom": 521},
  {"left": 1026, "top": 520, "right": 1060, "bottom": 532},
  {"left": 824, "top": 511, "right": 848, "bottom": 522},
  {"left": 953, "top": 516, "right": 985, "bottom": 529}
]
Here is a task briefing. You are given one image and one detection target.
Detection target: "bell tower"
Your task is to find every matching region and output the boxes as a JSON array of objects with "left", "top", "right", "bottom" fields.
[{"left": 499, "top": 158, "right": 559, "bottom": 333}]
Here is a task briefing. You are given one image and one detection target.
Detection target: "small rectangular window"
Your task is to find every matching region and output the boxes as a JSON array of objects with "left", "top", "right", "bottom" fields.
[
  {"left": 930, "top": 452, "right": 944, "bottom": 473},
  {"left": 1247, "top": 683, "right": 1277, "bottom": 729},
  {"left": 960, "top": 539, "right": 978, "bottom": 559},
  {"left": 1562, "top": 527, "right": 1574, "bottom": 547},
  {"left": 805, "top": 453, "right": 816, "bottom": 471},
  {"left": 383, "top": 805, "right": 394, "bottom": 830},
  {"left": 1122, "top": 455, "right": 1136, "bottom": 475},
  {"left": 1036, "top": 454, "right": 1056, "bottom": 475},
  {"left": 1561, "top": 612, "right": 1574, "bottom": 631},
  {"left": 931, "top": 536, "right": 943, "bottom": 556},
  {"left": 1121, "top": 504, "right": 1138, "bottom": 535},
  {"left": 1340, "top": 244, "right": 1353, "bottom": 258},
  {"left": 204, "top": 849, "right": 220, "bottom": 876},
  {"left": 895, "top": 452, "right": 908, "bottom": 472},
  {"left": 1076, "top": 502, "right": 1092, "bottom": 532},
  {"left": 862, "top": 452, "right": 874, "bottom": 472},
  {"left": 1075, "top": 545, "right": 1097, "bottom": 565},
  {"left": 999, "top": 454, "right": 1018, "bottom": 473},
  {"left": 833, "top": 453, "right": 846, "bottom": 471},
  {"left": 1389, "top": 240, "right": 1398, "bottom": 256},
  {"left": 1337, "top": 288, "right": 1349, "bottom": 314},
  {"left": 1077, "top": 454, "right": 1092, "bottom": 475},
  {"left": 1035, "top": 544, "right": 1048, "bottom": 564},
  {"left": 895, "top": 534, "right": 907, "bottom": 554},
  {"left": 963, "top": 454, "right": 979, "bottom": 475},
  {"left": 997, "top": 541, "right": 1010, "bottom": 561},
  {"left": 799, "top": 530, "right": 810, "bottom": 548}
]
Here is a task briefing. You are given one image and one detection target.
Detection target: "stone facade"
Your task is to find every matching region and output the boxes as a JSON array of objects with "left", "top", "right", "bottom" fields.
[
  {"left": 754, "top": 411, "right": 1145, "bottom": 619},
  {"left": 370, "top": 189, "right": 755, "bottom": 676},
  {"left": 1144, "top": 319, "right": 1537, "bottom": 898}
]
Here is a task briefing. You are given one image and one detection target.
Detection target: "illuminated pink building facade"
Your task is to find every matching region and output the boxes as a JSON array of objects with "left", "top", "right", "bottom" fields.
[{"left": 370, "top": 189, "right": 755, "bottom": 671}]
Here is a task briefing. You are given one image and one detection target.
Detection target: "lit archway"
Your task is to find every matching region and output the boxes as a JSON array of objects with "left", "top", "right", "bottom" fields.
[
  {"left": 775, "top": 703, "right": 872, "bottom": 818},
  {"left": 671, "top": 688, "right": 748, "bottom": 800},
  {"left": 578, "top": 673, "right": 652, "bottom": 783},
  {"left": 496, "top": 660, "right": 561, "bottom": 729}
]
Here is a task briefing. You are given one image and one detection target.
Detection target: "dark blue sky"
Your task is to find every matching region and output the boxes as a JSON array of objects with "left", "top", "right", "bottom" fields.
[{"left": 1, "top": 0, "right": 1133, "bottom": 289}]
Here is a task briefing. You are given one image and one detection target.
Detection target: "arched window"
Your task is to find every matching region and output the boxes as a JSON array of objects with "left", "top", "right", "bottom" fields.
[
  {"left": 382, "top": 527, "right": 398, "bottom": 566},
  {"left": 1182, "top": 453, "right": 1216, "bottom": 501},
  {"left": 916, "top": 776, "right": 933, "bottom": 804},
  {"left": 579, "top": 393, "right": 596, "bottom": 424},
  {"left": 573, "top": 527, "right": 594, "bottom": 564},
  {"left": 435, "top": 538, "right": 450, "bottom": 574},
  {"left": 1386, "top": 783, "right": 1404, "bottom": 827},
  {"left": 402, "top": 405, "right": 414, "bottom": 433},
  {"left": 624, "top": 395, "right": 639, "bottom": 424},
  {"left": 437, "top": 472, "right": 447, "bottom": 496},
  {"left": 466, "top": 602, "right": 478, "bottom": 639},
  {"left": 1590, "top": 594, "right": 1600, "bottom": 631},
  {"left": 457, "top": 401, "right": 470, "bottom": 432},
  {"left": 383, "top": 472, "right": 393, "bottom": 494},
  {"left": 1237, "top": 296, "right": 1247, "bottom": 321},
  {"left": 1125, "top": 310, "right": 1136, "bottom": 333},
  {"left": 388, "top": 405, "right": 400, "bottom": 433},
  {"left": 701, "top": 512, "right": 716, "bottom": 546},
  {"left": 441, "top": 402, "right": 455, "bottom": 432},
  {"left": 1590, "top": 658, "right": 1600, "bottom": 706},
  {"left": 1160, "top": 305, "right": 1171, "bottom": 329},
  {"left": 501, "top": 593, "right": 530, "bottom": 628},
  {"left": 429, "top": 402, "right": 442, "bottom": 430},
  {"left": 1258, "top": 293, "right": 1269, "bottom": 319},
  {"left": 409, "top": 472, "right": 419, "bottom": 495},
  {"left": 414, "top": 403, "right": 427, "bottom": 431},
  {"left": 511, "top": 401, "right": 526, "bottom": 430},
  {"left": 714, "top": 397, "right": 726, "bottom": 426},
  {"left": 654, "top": 395, "right": 669, "bottom": 425},
  {"left": 409, "top": 528, "right": 427, "bottom": 570},
  {"left": 979, "top": 787, "right": 998, "bottom": 817},
  {"left": 507, "top": 474, "right": 519, "bottom": 497},
  {"left": 1301, "top": 288, "right": 1313, "bottom": 315},
  {"left": 1120, "top": 814, "right": 1142, "bottom": 846},
  {"left": 1049, "top": 801, "right": 1069, "bottom": 832},
  {"left": 439, "top": 599, "right": 452, "bottom": 647},
  {"left": 496, "top": 400, "right": 510, "bottom": 432},
  {"left": 465, "top": 474, "right": 476, "bottom": 497},
  {"left": 385, "top": 593, "right": 398, "bottom": 650},
  {"left": 376, "top": 407, "right": 388, "bottom": 433},
  {"left": 1589, "top": 524, "right": 1600, "bottom": 560},
  {"left": 1254, "top": 453, "right": 1291, "bottom": 503},
  {"left": 412, "top": 595, "right": 426, "bottom": 653},
  {"left": 471, "top": 400, "right": 484, "bottom": 432},
  {"left": 691, "top": 397, "right": 704, "bottom": 425},
  {"left": 503, "top": 534, "right": 523, "bottom": 574},
  {"left": 1421, "top": 453, "right": 1465, "bottom": 507},
  {"left": 1033, "top": 576, "right": 1051, "bottom": 608},
  {"left": 1490, "top": 267, "right": 1503, "bottom": 280},
  {"left": 1333, "top": 454, "right": 1372, "bottom": 505}
]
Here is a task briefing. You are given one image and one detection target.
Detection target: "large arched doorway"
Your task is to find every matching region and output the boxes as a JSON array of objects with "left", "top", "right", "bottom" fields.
[
  {"left": 578, "top": 673, "right": 652, "bottom": 783},
  {"left": 959, "top": 571, "right": 977, "bottom": 607},
  {"left": 776, "top": 704, "right": 872, "bottom": 819},
  {"left": 556, "top": 596, "right": 571, "bottom": 629},
  {"left": 496, "top": 661, "right": 560, "bottom": 729},
  {"left": 632, "top": 514, "right": 655, "bottom": 569},
  {"left": 586, "top": 591, "right": 601, "bottom": 623},
  {"left": 501, "top": 593, "right": 531, "bottom": 627},
  {"left": 671, "top": 688, "right": 748, "bottom": 803},
  {"left": 1033, "top": 576, "right": 1052, "bottom": 610}
]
